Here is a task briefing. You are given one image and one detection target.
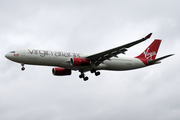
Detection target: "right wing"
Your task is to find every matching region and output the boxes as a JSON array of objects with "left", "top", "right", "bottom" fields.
[{"left": 86, "top": 33, "right": 152, "bottom": 66}]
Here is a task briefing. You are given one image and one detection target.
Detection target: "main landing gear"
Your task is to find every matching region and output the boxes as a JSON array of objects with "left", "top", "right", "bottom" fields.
[
  {"left": 79, "top": 69, "right": 101, "bottom": 81},
  {"left": 79, "top": 72, "right": 89, "bottom": 81},
  {"left": 21, "top": 63, "right": 25, "bottom": 71},
  {"left": 90, "top": 69, "right": 100, "bottom": 76}
]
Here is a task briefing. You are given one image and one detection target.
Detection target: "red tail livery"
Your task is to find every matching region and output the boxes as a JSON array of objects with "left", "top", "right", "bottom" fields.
[{"left": 136, "top": 39, "right": 161, "bottom": 60}]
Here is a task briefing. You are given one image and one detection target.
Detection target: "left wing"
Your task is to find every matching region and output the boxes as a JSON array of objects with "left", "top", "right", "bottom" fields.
[{"left": 86, "top": 33, "right": 152, "bottom": 66}]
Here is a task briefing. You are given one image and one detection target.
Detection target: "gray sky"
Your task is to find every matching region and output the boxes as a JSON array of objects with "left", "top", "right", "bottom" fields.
[{"left": 1, "top": 0, "right": 180, "bottom": 120}]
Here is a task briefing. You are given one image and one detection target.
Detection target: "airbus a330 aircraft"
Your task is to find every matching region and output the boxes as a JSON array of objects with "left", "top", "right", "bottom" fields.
[{"left": 5, "top": 33, "right": 173, "bottom": 81}]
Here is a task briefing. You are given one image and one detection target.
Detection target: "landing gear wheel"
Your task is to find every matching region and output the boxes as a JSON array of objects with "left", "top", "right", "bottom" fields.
[
  {"left": 79, "top": 74, "right": 84, "bottom": 78},
  {"left": 90, "top": 69, "right": 96, "bottom": 73},
  {"left": 21, "top": 67, "right": 25, "bottom": 71},
  {"left": 83, "top": 77, "right": 89, "bottom": 81},
  {"left": 79, "top": 71, "right": 89, "bottom": 81},
  {"left": 95, "top": 71, "right": 100, "bottom": 76}
]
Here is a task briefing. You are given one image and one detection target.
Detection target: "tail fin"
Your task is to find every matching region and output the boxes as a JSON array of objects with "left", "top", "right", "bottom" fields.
[{"left": 135, "top": 39, "right": 161, "bottom": 60}]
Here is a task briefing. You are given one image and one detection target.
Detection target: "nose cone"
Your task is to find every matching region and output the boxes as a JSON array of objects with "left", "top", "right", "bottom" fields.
[
  {"left": 5, "top": 54, "right": 9, "bottom": 59},
  {"left": 5, "top": 51, "right": 20, "bottom": 62},
  {"left": 5, "top": 53, "right": 12, "bottom": 60}
]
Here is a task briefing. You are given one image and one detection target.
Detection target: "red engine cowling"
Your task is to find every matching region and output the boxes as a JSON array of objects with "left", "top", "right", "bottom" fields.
[
  {"left": 52, "top": 68, "right": 71, "bottom": 76},
  {"left": 70, "top": 57, "right": 90, "bottom": 66}
]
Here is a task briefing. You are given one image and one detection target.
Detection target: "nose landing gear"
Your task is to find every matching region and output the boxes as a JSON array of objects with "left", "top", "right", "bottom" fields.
[{"left": 21, "top": 63, "right": 25, "bottom": 71}]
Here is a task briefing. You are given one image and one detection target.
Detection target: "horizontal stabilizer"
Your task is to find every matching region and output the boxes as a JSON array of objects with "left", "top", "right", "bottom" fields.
[{"left": 148, "top": 54, "right": 174, "bottom": 65}]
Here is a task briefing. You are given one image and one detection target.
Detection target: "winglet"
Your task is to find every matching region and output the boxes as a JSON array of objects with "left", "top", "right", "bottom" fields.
[{"left": 145, "top": 33, "right": 152, "bottom": 39}]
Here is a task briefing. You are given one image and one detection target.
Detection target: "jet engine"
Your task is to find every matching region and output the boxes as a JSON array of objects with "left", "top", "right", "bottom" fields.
[
  {"left": 52, "top": 68, "right": 71, "bottom": 76},
  {"left": 70, "top": 57, "right": 90, "bottom": 66}
]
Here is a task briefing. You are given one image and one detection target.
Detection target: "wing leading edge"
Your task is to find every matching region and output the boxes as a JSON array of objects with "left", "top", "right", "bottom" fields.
[{"left": 86, "top": 33, "right": 152, "bottom": 66}]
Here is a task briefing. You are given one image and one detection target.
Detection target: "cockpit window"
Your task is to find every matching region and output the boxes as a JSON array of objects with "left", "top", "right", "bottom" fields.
[{"left": 10, "top": 51, "right": 15, "bottom": 53}]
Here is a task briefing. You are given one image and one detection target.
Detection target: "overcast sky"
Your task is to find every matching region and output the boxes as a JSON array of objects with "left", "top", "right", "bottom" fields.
[{"left": 1, "top": 0, "right": 180, "bottom": 120}]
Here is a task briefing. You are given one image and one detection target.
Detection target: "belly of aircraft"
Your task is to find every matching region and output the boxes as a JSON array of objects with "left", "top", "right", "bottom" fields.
[{"left": 100, "top": 58, "right": 146, "bottom": 71}]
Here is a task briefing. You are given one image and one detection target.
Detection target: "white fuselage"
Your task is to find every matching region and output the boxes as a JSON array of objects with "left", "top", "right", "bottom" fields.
[{"left": 5, "top": 49, "right": 146, "bottom": 72}]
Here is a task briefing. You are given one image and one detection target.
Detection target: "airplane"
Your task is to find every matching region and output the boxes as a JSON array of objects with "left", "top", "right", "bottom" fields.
[{"left": 5, "top": 33, "right": 174, "bottom": 81}]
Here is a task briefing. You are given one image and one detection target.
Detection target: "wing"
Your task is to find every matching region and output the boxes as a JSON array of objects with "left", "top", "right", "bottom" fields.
[{"left": 86, "top": 33, "right": 152, "bottom": 66}]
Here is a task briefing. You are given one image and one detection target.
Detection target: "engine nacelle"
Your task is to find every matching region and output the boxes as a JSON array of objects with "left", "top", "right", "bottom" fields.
[
  {"left": 70, "top": 57, "right": 90, "bottom": 66},
  {"left": 52, "top": 68, "right": 71, "bottom": 76}
]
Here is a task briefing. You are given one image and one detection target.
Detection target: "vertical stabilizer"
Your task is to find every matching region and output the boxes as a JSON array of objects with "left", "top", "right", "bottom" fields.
[{"left": 135, "top": 39, "right": 161, "bottom": 60}]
